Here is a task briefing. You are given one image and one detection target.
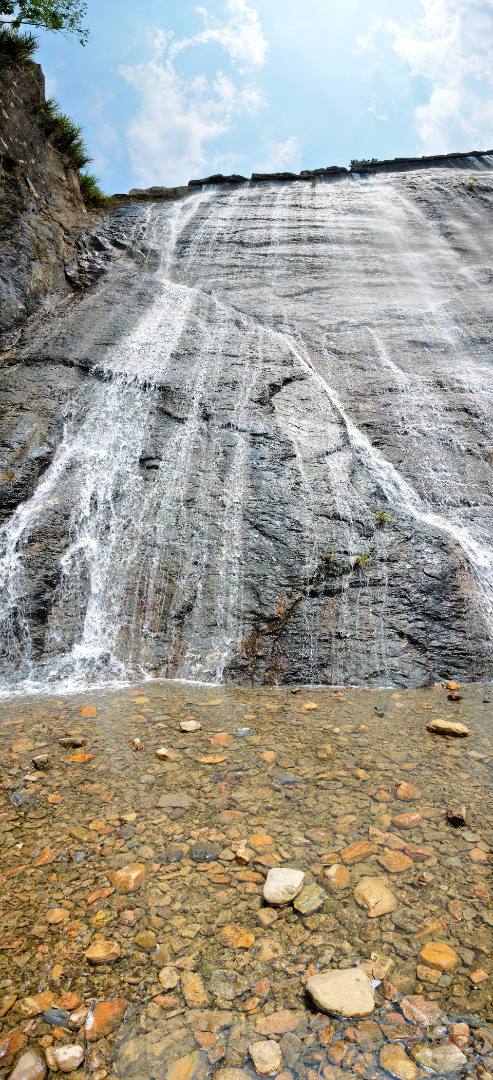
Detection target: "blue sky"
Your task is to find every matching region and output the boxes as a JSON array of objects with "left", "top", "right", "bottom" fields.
[{"left": 35, "top": 0, "right": 493, "bottom": 193}]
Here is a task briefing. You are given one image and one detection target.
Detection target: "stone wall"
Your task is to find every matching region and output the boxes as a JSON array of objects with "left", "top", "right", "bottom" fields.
[{"left": 0, "top": 59, "right": 91, "bottom": 335}]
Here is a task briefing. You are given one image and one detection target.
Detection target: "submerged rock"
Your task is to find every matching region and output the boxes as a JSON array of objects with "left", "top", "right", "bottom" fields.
[
  {"left": 353, "top": 876, "right": 398, "bottom": 917},
  {"left": 249, "top": 1040, "right": 284, "bottom": 1075},
  {"left": 411, "top": 1043, "right": 467, "bottom": 1072},
  {"left": 263, "top": 868, "right": 305, "bottom": 905},
  {"left": 426, "top": 719, "right": 470, "bottom": 737},
  {"left": 8, "top": 1051, "right": 47, "bottom": 1080},
  {"left": 306, "top": 966, "right": 375, "bottom": 1017}
]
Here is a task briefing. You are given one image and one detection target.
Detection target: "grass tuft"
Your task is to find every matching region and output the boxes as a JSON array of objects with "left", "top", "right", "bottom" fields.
[
  {"left": 0, "top": 26, "right": 37, "bottom": 64},
  {"left": 37, "top": 98, "right": 91, "bottom": 168},
  {"left": 78, "top": 171, "right": 108, "bottom": 208}
]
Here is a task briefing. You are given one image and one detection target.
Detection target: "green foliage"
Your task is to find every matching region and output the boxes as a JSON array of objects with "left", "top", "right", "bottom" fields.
[
  {"left": 78, "top": 171, "right": 108, "bottom": 208},
  {"left": 0, "top": 1, "right": 88, "bottom": 43},
  {"left": 374, "top": 510, "right": 392, "bottom": 528},
  {"left": 0, "top": 22, "right": 36, "bottom": 60},
  {"left": 465, "top": 177, "right": 477, "bottom": 192},
  {"left": 353, "top": 553, "right": 371, "bottom": 570},
  {"left": 350, "top": 157, "right": 379, "bottom": 169},
  {"left": 37, "top": 98, "right": 90, "bottom": 168}
]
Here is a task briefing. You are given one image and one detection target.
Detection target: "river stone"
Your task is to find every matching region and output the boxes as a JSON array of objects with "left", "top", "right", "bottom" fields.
[
  {"left": 418, "top": 941, "right": 458, "bottom": 971},
  {"left": 380, "top": 1044, "right": 417, "bottom": 1080},
  {"left": 426, "top": 719, "right": 470, "bottom": 737},
  {"left": 353, "top": 876, "right": 398, "bottom": 917},
  {"left": 85, "top": 939, "right": 121, "bottom": 964},
  {"left": 110, "top": 863, "right": 147, "bottom": 892},
  {"left": 306, "top": 966, "right": 375, "bottom": 1017},
  {"left": 52, "top": 1045, "right": 85, "bottom": 1072},
  {"left": 263, "top": 867, "right": 305, "bottom": 905},
  {"left": 249, "top": 1040, "right": 283, "bottom": 1075},
  {"left": 9, "top": 1052, "right": 47, "bottom": 1080},
  {"left": 293, "top": 882, "right": 326, "bottom": 914},
  {"left": 180, "top": 720, "right": 201, "bottom": 732},
  {"left": 157, "top": 793, "right": 194, "bottom": 810},
  {"left": 411, "top": 1043, "right": 467, "bottom": 1072}
]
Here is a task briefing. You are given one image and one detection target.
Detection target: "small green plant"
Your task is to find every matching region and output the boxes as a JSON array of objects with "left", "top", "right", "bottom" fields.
[
  {"left": 0, "top": 24, "right": 37, "bottom": 62},
  {"left": 465, "top": 177, "right": 477, "bottom": 192},
  {"left": 350, "top": 157, "right": 378, "bottom": 169},
  {"left": 375, "top": 510, "right": 392, "bottom": 527},
  {"left": 37, "top": 98, "right": 90, "bottom": 168},
  {"left": 78, "top": 171, "right": 108, "bottom": 208},
  {"left": 353, "top": 554, "right": 371, "bottom": 570}
]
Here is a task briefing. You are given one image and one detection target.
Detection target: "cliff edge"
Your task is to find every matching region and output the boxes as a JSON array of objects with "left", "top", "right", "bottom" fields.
[{"left": 0, "top": 58, "right": 94, "bottom": 337}]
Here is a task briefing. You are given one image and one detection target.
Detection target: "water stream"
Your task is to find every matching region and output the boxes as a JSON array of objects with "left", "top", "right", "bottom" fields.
[{"left": 0, "top": 169, "right": 492, "bottom": 693}]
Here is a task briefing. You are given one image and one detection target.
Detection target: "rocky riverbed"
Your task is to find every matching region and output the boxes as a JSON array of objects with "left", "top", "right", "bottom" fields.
[{"left": 0, "top": 680, "right": 491, "bottom": 1079}]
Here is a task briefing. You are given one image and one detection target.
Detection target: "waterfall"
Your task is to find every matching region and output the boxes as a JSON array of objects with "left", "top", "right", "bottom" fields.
[{"left": 1, "top": 167, "right": 492, "bottom": 693}]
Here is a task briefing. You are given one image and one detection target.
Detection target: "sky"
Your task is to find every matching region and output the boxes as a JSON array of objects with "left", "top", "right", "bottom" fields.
[{"left": 35, "top": 0, "right": 493, "bottom": 194}]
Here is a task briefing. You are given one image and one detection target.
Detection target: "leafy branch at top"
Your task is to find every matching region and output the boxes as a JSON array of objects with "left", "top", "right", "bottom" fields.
[{"left": 0, "top": 1, "right": 88, "bottom": 43}]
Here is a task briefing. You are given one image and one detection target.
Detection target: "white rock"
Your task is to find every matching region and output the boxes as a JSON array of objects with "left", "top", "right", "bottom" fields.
[
  {"left": 52, "top": 1045, "right": 85, "bottom": 1072},
  {"left": 9, "top": 1051, "right": 47, "bottom": 1080},
  {"left": 180, "top": 720, "right": 201, "bottom": 732},
  {"left": 426, "top": 719, "right": 469, "bottom": 737},
  {"left": 249, "top": 1040, "right": 284, "bottom": 1075},
  {"left": 411, "top": 1044, "right": 467, "bottom": 1073},
  {"left": 306, "top": 966, "right": 375, "bottom": 1017},
  {"left": 263, "top": 867, "right": 305, "bottom": 906}
]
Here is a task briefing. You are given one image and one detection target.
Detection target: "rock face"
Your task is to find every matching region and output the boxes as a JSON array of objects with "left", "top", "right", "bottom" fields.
[
  {"left": 0, "top": 59, "right": 95, "bottom": 334},
  {"left": 1, "top": 155, "right": 493, "bottom": 692}
]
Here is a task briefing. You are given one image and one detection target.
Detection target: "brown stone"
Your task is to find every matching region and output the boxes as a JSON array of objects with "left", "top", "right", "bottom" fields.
[
  {"left": 418, "top": 941, "right": 459, "bottom": 972},
  {"left": 392, "top": 813, "right": 422, "bottom": 829},
  {"left": 85, "top": 939, "right": 122, "bottom": 964},
  {"left": 0, "top": 994, "right": 16, "bottom": 1018},
  {"left": 219, "top": 924, "right": 255, "bottom": 949},
  {"left": 255, "top": 1009, "right": 304, "bottom": 1035},
  {"left": 426, "top": 719, "right": 470, "bottom": 737},
  {"left": 395, "top": 782, "right": 421, "bottom": 801},
  {"left": 85, "top": 998, "right": 126, "bottom": 1040},
  {"left": 181, "top": 971, "right": 208, "bottom": 1006},
  {"left": 110, "top": 863, "right": 147, "bottom": 893},
  {"left": 377, "top": 850, "right": 413, "bottom": 873},
  {"left": 380, "top": 1044, "right": 417, "bottom": 1080},
  {"left": 400, "top": 995, "right": 443, "bottom": 1027},
  {"left": 79, "top": 704, "right": 97, "bottom": 717},
  {"left": 353, "top": 876, "right": 397, "bottom": 917},
  {"left": 341, "top": 840, "right": 377, "bottom": 864},
  {"left": 46, "top": 907, "right": 69, "bottom": 925},
  {"left": 166, "top": 1051, "right": 209, "bottom": 1080},
  {"left": 324, "top": 864, "right": 350, "bottom": 888},
  {"left": 18, "top": 990, "right": 56, "bottom": 1017},
  {"left": 0, "top": 1028, "right": 27, "bottom": 1063}
]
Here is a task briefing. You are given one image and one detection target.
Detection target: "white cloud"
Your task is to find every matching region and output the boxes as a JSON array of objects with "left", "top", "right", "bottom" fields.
[
  {"left": 257, "top": 135, "right": 300, "bottom": 172},
  {"left": 359, "top": 0, "right": 493, "bottom": 152},
  {"left": 367, "top": 104, "right": 390, "bottom": 123},
  {"left": 169, "top": 0, "right": 267, "bottom": 70},
  {"left": 120, "top": 2, "right": 266, "bottom": 187},
  {"left": 355, "top": 15, "right": 384, "bottom": 54}
]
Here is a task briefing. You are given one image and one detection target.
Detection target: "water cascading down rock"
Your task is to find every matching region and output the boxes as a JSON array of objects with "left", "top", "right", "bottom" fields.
[{"left": 0, "top": 166, "right": 492, "bottom": 692}]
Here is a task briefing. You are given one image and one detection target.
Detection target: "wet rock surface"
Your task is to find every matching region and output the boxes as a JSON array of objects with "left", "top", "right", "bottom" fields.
[
  {"left": 0, "top": 679, "right": 491, "bottom": 1079},
  {"left": 1, "top": 168, "right": 493, "bottom": 691}
]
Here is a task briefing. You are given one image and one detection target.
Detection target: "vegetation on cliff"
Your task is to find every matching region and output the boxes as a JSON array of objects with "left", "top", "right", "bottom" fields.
[{"left": 0, "top": 2, "right": 106, "bottom": 207}]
